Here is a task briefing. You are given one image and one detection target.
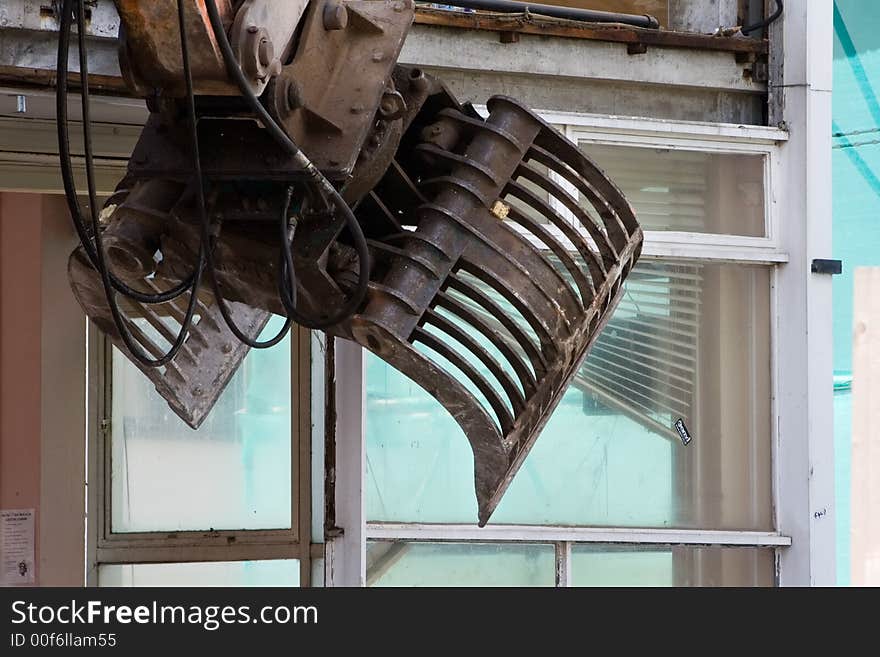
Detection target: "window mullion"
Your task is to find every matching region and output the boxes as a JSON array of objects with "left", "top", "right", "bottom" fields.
[{"left": 555, "top": 542, "right": 572, "bottom": 587}]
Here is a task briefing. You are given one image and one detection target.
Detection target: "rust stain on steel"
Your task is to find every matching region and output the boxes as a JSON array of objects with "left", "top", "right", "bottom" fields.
[
  {"left": 412, "top": 6, "right": 769, "bottom": 55},
  {"left": 115, "top": 0, "right": 236, "bottom": 96}
]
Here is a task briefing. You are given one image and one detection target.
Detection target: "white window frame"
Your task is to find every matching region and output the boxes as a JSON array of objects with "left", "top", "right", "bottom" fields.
[
  {"left": 559, "top": 112, "right": 788, "bottom": 264},
  {"left": 86, "top": 326, "right": 316, "bottom": 587},
  {"left": 328, "top": 112, "right": 827, "bottom": 587}
]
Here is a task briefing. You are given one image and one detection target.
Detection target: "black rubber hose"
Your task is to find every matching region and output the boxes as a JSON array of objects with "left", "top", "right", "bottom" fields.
[
  {"left": 430, "top": 0, "right": 660, "bottom": 29},
  {"left": 278, "top": 198, "right": 299, "bottom": 313},
  {"left": 741, "top": 0, "right": 783, "bottom": 36},
  {"left": 177, "top": 0, "right": 293, "bottom": 349},
  {"left": 204, "top": 0, "right": 371, "bottom": 330},
  {"left": 75, "top": 0, "right": 206, "bottom": 368},
  {"left": 55, "top": 0, "right": 197, "bottom": 305}
]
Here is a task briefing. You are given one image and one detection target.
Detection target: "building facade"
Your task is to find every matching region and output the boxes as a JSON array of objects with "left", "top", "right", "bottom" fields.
[{"left": 0, "top": 0, "right": 836, "bottom": 586}]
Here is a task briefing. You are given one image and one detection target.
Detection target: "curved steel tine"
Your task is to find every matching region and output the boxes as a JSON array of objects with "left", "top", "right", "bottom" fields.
[
  {"left": 532, "top": 130, "right": 640, "bottom": 235},
  {"left": 435, "top": 289, "right": 538, "bottom": 397},
  {"left": 526, "top": 145, "right": 630, "bottom": 253},
  {"left": 505, "top": 204, "right": 595, "bottom": 305},
  {"left": 414, "top": 143, "right": 505, "bottom": 187},
  {"left": 412, "top": 327, "right": 515, "bottom": 434},
  {"left": 445, "top": 276, "right": 549, "bottom": 378},
  {"left": 517, "top": 161, "right": 621, "bottom": 261},
  {"left": 423, "top": 308, "right": 528, "bottom": 414},
  {"left": 459, "top": 241, "right": 574, "bottom": 344},
  {"left": 424, "top": 204, "right": 581, "bottom": 329},
  {"left": 504, "top": 179, "right": 609, "bottom": 283},
  {"left": 442, "top": 294, "right": 538, "bottom": 373}
]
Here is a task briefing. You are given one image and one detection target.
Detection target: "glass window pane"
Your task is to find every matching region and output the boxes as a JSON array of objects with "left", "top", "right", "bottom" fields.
[
  {"left": 577, "top": 142, "right": 766, "bottom": 237},
  {"left": 111, "top": 316, "right": 292, "bottom": 533},
  {"left": 98, "top": 560, "right": 299, "bottom": 587},
  {"left": 366, "top": 260, "right": 772, "bottom": 530},
  {"left": 367, "top": 542, "right": 554, "bottom": 587},
  {"left": 571, "top": 545, "right": 775, "bottom": 587}
]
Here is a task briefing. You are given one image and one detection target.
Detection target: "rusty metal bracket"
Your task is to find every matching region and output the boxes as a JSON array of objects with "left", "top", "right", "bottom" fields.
[
  {"left": 115, "top": 0, "right": 305, "bottom": 96},
  {"left": 265, "top": 0, "right": 415, "bottom": 176}
]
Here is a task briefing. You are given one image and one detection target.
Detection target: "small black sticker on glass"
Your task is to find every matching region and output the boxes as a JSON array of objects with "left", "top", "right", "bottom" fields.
[{"left": 674, "top": 418, "right": 692, "bottom": 446}]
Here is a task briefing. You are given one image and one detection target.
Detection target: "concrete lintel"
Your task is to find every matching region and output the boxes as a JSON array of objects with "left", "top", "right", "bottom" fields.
[
  {"left": 0, "top": 27, "right": 121, "bottom": 78},
  {"left": 0, "top": 0, "right": 119, "bottom": 38},
  {"left": 400, "top": 25, "right": 764, "bottom": 95}
]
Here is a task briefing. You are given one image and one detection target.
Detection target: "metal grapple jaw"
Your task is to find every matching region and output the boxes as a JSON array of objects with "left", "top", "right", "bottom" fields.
[
  {"left": 68, "top": 59, "right": 641, "bottom": 524},
  {"left": 347, "top": 96, "right": 642, "bottom": 524}
]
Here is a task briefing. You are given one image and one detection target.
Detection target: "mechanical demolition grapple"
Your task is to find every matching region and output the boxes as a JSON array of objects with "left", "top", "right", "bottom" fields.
[{"left": 63, "top": 0, "right": 643, "bottom": 525}]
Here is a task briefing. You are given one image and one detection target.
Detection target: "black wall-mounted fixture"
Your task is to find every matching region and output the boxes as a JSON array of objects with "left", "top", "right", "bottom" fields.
[{"left": 811, "top": 259, "right": 843, "bottom": 275}]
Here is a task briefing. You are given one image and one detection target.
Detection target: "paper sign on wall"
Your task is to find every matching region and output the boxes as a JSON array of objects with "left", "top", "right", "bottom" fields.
[{"left": 1, "top": 509, "right": 35, "bottom": 585}]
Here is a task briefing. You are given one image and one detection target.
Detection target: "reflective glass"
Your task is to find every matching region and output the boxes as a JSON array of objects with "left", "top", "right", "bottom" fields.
[
  {"left": 571, "top": 545, "right": 775, "bottom": 587},
  {"left": 111, "top": 316, "right": 292, "bottom": 532},
  {"left": 98, "top": 560, "right": 300, "bottom": 587},
  {"left": 578, "top": 142, "right": 766, "bottom": 236},
  {"left": 367, "top": 542, "right": 554, "bottom": 587},
  {"left": 366, "top": 260, "right": 772, "bottom": 530}
]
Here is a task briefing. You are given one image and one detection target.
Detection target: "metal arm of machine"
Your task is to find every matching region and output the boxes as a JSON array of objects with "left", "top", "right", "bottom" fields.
[{"left": 115, "top": 0, "right": 310, "bottom": 96}]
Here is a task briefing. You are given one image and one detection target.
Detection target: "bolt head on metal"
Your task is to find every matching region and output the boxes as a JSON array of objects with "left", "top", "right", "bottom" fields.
[
  {"left": 323, "top": 2, "right": 348, "bottom": 30},
  {"left": 371, "top": 50, "right": 384, "bottom": 62},
  {"left": 285, "top": 80, "right": 303, "bottom": 110},
  {"left": 351, "top": 103, "right": 365, "bottom": 114},
  {"left": 258, "top": 38, "right": 274, "bottom": 67}
]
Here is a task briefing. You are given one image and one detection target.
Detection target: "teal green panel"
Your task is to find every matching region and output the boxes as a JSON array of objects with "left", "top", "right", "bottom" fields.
[
  {"left": 832, "top": 0, "right": 880, "bottom": 586},
  {"left": 831, "top": 143, "right": 880, "bottom": 373},
  {"left": 834, "top": 1, "right": 880, "bottom": 62}
]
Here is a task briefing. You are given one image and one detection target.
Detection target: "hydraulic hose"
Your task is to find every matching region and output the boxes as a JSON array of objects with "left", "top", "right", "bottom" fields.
[
  {"left": 67, "top": 0, "right": 206, "bottom": 367},
  {"left": 433, "top": 0, "right": 660, "bottom": 29},
  {"left": 176, "top": 0, "right": 293, "bottom": 349},
  {"left": 741, "top": 0, "right": 783, "bottom": 36},
  {"left": 56, "top": 0, "right": 198, "bottom": 305}
]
